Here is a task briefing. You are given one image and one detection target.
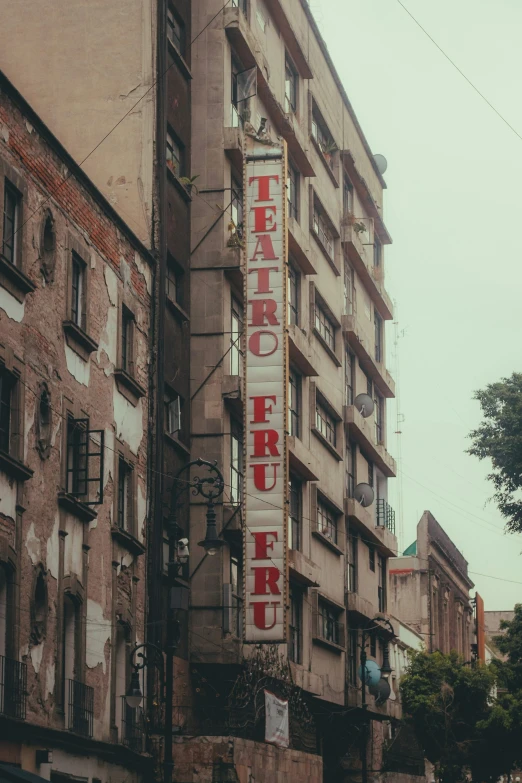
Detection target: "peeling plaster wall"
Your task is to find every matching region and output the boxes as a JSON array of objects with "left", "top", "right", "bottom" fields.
[{"left": 0, "top": 79, "right": 152, "bottom": 779}]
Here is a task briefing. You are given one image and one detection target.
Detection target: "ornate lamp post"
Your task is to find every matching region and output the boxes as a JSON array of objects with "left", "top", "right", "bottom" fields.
[{"left": 126, "top": 459, "right": 224, "bottom": 783}]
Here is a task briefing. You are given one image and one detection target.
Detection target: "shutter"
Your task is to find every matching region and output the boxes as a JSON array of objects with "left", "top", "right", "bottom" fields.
[{"left": 223, "top": 584, "right": 233, "bottom": 635}]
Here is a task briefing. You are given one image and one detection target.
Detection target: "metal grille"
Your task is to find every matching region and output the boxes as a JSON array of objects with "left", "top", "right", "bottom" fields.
[
  {"left": 377, "top": 499, "right": 396, "bottom": 534},
  {"left": 68, "top": 679, "right": 94, "bottom": 737},
  {"left": 120, "top": 696, "right": 145, "bottom": 751},
  {"left": 0, "top": 655, "right": 26, "bottom": 719}
]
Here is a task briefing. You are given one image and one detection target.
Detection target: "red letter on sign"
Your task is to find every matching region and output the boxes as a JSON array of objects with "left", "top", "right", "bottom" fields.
[
  {"left": 253, "top": 601, "right": 278, "bottom": 631},
  {"left": 248, "top": 331, "right": 278, "bottom": 357},
  {"left": 248, "top": 267, "right": 278, "bottom": 294},
  {"left": 252, "top": 430, "right": 280, "bottom": 457},
  {"left": 252, "top": 206, "right": 277, "bottom": 233},
  {"left": 250, "top": 234, "right": 278, "bottom": 261},
  {"left": 249, "top": 174, "right": 279, "bottom": 202},
  {"left": 252, "top": 463, "right": 280, "bottom": 491},
  {"left": 249, "top": 299, "right": 279, "bottom": 326},
  {"left": 253, "top": 566, "right": 281, "bottom": 595},
  {"left": 252, "top": 530, "right": 278, "bottom": 559},
  {"left": 250, "top": 396, "right": 276, "bottom": 423}
]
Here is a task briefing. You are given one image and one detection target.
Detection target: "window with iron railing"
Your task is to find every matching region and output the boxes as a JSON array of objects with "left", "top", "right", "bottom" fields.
[
  {"left": 314, "top": 303, "right": 335, "bottom": 351},
  {"left": 377, "top": 499, "right": 395, "bottom": 535},
  {"left": 313, "top": 209, "right": 334, "bottom": 258},
  {"left": 120, "top": 696, "right": 145, "bottom": 751},
  {"left": 317, "top": 498, "right": 338, "bottom": 545},
  {"left": 315, "top": 402, "right": 336, "bottom": 447},
  {"left": 288, "top": 368, "right": 300, "bottom": 438},
  {"left": 288, "top": 474, "right": 302, "bottom": 551},
  {"left": 0, "top": 655, "right": 26, "bottom": 719},
  {"left": 289, "top": 586, "right": 302, "bottom": 664},
  {"left": 68, "top": 679, "right": 94, "bottom": 737}
]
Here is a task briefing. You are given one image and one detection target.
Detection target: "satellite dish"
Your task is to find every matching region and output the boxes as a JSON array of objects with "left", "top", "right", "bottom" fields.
[
  {"left": 358, "top": 660, "right": 381, "bottom": 687},
  {"left": 369, "top": 678, "right": 391, "bottom": 703},
  {"left": 354, "top": 393, "right": 374, "bottom": 418},
  {"left": 355, "top": 482, "right": 375, "bottom": 508},
  {"left": 373, "top": 154, "right": 388, "bottom": 175}
]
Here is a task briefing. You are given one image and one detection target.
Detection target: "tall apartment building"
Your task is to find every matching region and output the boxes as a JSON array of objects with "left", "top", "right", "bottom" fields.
[
  {"left": 0, "top": 72, "right": 153, "bottom": 780},
  {"left": 390, "top": 511, "right": 475, "bottom": 658},
  {"left": 0, "top": 0, "right": 195, "bottom": 737},
  {"left": 188, "top": 1, "right": 399, "bottom": 780}
]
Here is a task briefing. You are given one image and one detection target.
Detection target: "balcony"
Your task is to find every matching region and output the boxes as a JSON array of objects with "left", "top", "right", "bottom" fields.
[
  {"left": 0, "top": 655, "right": 26, "bottom": 719},
  {"left": 288, "top": 324, "right": 319, "bottom": 377},
  {"left": 344, "top": 405, "right": 396, "bottom": 478},
  {"left": 346, "top": 592, "right": 377, "bottom": 624},
  {"left": 342, "top": 315, "right": 395, "bottom": 398},
  {"left": 377, "top": 499, "right": 396, "bottom": 536},
  {"left": 341, "top": 223, "right": 393, "bottom": 321},
  {"left": 120, "top": 696, "right": 145, "bottom": 752},
  {"left": 224, "top": 126, "right": 244, "bottom": 171},
  {"left": 345, "top": 497, "right": 396, "bottom": 557},
  {"left": 67, "top": 679, "right": 94, "bottom": 737}
]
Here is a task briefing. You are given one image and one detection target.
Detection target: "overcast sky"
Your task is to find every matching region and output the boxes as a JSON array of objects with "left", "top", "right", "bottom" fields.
[{"left": 314, "top": 0, "right": 522, "bottom": 611}]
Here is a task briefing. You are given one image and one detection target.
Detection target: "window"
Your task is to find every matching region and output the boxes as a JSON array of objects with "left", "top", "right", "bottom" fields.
[
  {"left": 288, "top": 368, "right": 300, "bottom": 438},
  {"left": 287, "top": 161, "right": 299, "bottom": 221},
  {"left": 370, "top": 632, "right": 377, "bottom": 659},
  {"left": 231, "top": 55, "right": 243, "bottom": 127},
  {"left": 365, "top": 371, "right": 373, "bottom": 398},
  {"left": 121, "top": 307, "right": 134, "bottom": 376},
  {"left": 344, "top": 258, "right": 354, "bottom": 316},
  {"left": 0, "top": 368, "right": 15, "bottom": 456},
  {"left": 367, "top": 460, "right": 374, "bottom": 489},
  {"left": 346, "top": 442, "right": 356, "bottom": 497},
  {"left": 230, "top": 551, "right": 243, "bottom": 637},
  {"left": 231, "top": 175, "right": 244, "bottom": 238},
  {"left": 166, "top": 393, "right": 181, "bottom": 436},
  {"left": 65, "top": 416, "right": 104, "bottom": 505},
  {"left": 378, "top": 555, "right": 386, "bottom": 612},
  {"left": 313, "top": 208, "right": 334, "bottom": 259},
  {"left": 317, "top": 498, "right": 338, "bottom": 544},
  {"left": 166, "top": 258, "right": 183, "bottom": 307},
  {"left": 231, "top": 0, "right": 247, "bottom": 11},
  {"left": 315, "top": 401, "right": 336, "bottom": 447},
  {"left": 230, "top": 298, "right": 243, "bottom": 375},
  {"left": 289, "top": 586, "right": 302, "bottom": 664},
  {"left": 318, "top": 600, "right": 340, "bottom": 645},
  {"left": 230, "top": 422, "right": 243, "bottom": 504},
  {"left": 287, "top": 262, "right": 299, "bottom": 325},
  {"left": 288, "top": 474, "right": 301, "bottom": 551},
  {"left": 256, "top": 4, "right": 267, "bottom": 31},
  {"left": 348, "top": 533, "right": 358, "bottom": 592},
  {"left": 284, "top": 55, "right": 298, "bottom": 114},
  {"left": 373, "top": 237, "right": 382, "bottom": 268},
  {"left": 348, "top": 629, "right": 358, "bottom": 684},
  {"left": 311, "top": 110, "right": 335, "bottom": 166},
  {"left": 343, "top": 176, "right": 353, "bottom": 216},
  {"left": 2, "top": 182, "right": 20, "bottom": 265},
  {"left": 117, "top": 457, "right": 134, "bottom": 534},
  {"left": 345, "top": 350, "right": 355, "bottom": 406},
  {"left": 375, "top": 311, "right": 383, "bottom": 363},
  {"left": 167, "top": 6, "right": 185, "bottom": 54},
  {"left": 374, "top": 391, "right": 384, "bottom": 443},
  {"left": 71, "top": 252, "right": 86, "bottom": 331},
  {"left": 314, "top": 302, "right": 335, "bottom": 351},
  {"left": 166, "top": 130, "right": 183, "bottom": 177},
  {"left": 369, "top": 544, "right": 375, "bottom": 572}
]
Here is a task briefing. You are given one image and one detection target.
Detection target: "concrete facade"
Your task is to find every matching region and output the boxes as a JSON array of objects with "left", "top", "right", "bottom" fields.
[
  {"left": 0, "top": 73, "right": 153, "bottom": 782},
  {"left": 390, "top": 511, "right": 474, "bottom": 658}
]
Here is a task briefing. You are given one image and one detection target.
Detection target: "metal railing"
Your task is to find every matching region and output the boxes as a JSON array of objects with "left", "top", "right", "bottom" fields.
[
  {"left": 67, "top": 679, "right": 94, "bottom": 737},
  {"left": 120, "top": 696, "right": 145, "bottom": 752},
  {"left": 377, "top": 499, "right": 396, "bottom": 535},
  {"left": 0, "top": 655, "right": 26, "bottom": 719}
]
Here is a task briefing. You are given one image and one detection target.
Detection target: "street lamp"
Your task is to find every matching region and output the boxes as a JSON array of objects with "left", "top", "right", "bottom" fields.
[
  {"left": 359, "top": 616, "right": 396, "bottom": 783},
  {"left": 126, "top": 459, "right": 225, "bottom": 783}
]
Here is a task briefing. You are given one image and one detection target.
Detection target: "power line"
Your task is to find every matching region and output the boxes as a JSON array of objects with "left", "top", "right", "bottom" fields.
[{"left": 395, "top": 0, "right": 522, "bottom": 144}]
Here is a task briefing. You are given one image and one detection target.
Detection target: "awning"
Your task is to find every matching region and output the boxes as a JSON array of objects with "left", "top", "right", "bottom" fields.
[{"left": 0, "top": 764, "right": 50, "bottom": 783}]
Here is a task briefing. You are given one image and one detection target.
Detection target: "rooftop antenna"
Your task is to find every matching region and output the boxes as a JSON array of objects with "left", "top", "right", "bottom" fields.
[{"left": 393, "top": 301, "right": 405, "bottom": 554}]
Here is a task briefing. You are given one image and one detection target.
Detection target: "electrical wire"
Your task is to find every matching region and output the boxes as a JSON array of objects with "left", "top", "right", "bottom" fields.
[{"left": 395, "top": 0, "right": 522, "bottom": 144}]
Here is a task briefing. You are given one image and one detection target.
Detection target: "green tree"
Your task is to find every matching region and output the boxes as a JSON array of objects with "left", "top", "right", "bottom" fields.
[
  {"left": 467, "top": 372, "right": 522, "bottom": 533},
  {"left": 400, "top": 651, "right": 496, "bottom": 783}
]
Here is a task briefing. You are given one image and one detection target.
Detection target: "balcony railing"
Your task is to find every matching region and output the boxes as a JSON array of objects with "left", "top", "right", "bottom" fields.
[
  {"left": 0, "top": 655, "right": 26, "bottom": 719},
  {"left": 120, "top": 696, "right": 145, "bottom": 752},
  {"left": 68, "top": 679, "right": 94, "bottom": 737},
  {"left": 377, "top": 499, "right": 396, "bottom": 535}
]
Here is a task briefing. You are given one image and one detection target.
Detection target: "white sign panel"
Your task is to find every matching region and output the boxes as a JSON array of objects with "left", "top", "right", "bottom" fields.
[
  {"left": 243, "top": 135, "right": 288, "bottom": 643},
  {"left": 264, "top": 690, "right": 289, "bottom": 748}
]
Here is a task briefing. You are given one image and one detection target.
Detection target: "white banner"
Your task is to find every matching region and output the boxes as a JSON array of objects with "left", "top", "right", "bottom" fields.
[
  {"left": 264, "top": 690, "right": 289, "bottom": 748},
  {"left": 243, "top": 134, "right": 288, "bottom": 643}
]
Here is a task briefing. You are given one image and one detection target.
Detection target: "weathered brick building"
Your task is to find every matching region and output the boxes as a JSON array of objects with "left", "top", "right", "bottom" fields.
[{"left": 0, "top": 71, "right": 154, "bottom": 781}]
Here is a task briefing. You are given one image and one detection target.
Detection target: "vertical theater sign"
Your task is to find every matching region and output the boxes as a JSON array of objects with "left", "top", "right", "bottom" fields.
[{"left": 243, "top": 132, "right": 288, "bottom": 643}]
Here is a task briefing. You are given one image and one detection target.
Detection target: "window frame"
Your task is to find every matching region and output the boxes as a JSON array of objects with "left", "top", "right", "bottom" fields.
[
  {"left": 231, "top": 174, "right": 244, "bottom": 238},
  {"left": 166, "top": 128, "right": 184, "bottom": 178},
  {"left": 230, "top": 297, "right": 244, "bottom": 376},
  {"left": 0, "top": 367, "right": 16, "bottom": 457},
  {"left": 346, "top": 442, "right": 356, "bottom": 498},
  {"left": 345, "top": 350, "right": 355, "bottom": 406},
  {"left": 288, "top": 473, "right": 302, "bottom": 551},
  {"left": 318, "top": 599, "right": 341, "bottom": 646},
  {"left": 348, "top": 533, "right": 358, "bottom": 593},
  {"left": 378, "top": 554, "right": 387, "bottom": 612},
  {"left": 343, "top": 176, "right": 354, "bottom": 216},
  {"left": 375, "top": 310, "right": 383, "bottom": 363},
  {"left": 287, "top": 160, "right": 299, "bottom": 222},
  {"left": 230, "top": 420, "right": 243, "bottom": 505},
  {"left": 230, "top": 549, "right": 243, "bottom": 638},
  {"left": 167, "top": 5, "right": 185, "bottom": 56},
  {"left": 315, "top": 400, "right": 336, "bottom": 447},
  {"left": 165, "top": 392, "right": 182, "bottom": 438},
  {"left": 344, "top": 257, "right": 354, "bottom": 316},
  {"left": 287, "top": 260, "right": 299, "bottom": 326},
  {"left": 2, "top": 181, "right": 21, "bottom": 267},
  {"left": 70, "top": 252, "right": 87, "bottom": 332},
  {"left": 120, "top": 305, "right": 135, "bottom": 377},
  {"left": 116, "top": 452, "right": 136, "bottom": 538},
  {"left": 312, "top": 207, "right": 334, "bottom": 259},
  {"left": 289, "top": 585, "right": 303, "bottom": 664},
  {"left": 316, "top": 496, "right": 338, "bottom": 545},
  {"left": 314, "top": 301, "right": 336, "bottom": 351},
  {"left": 284, "top": 54, "right": 298, "bottom": 114},
  {"left": 369, "top": 544, "right": 376, "bottom": 573},
  {"left": 288, "top": 366, "right": 300, "bottom": 438},
  {"left": 374, "top": 390, "right": 384, "bottom": 444},
  {"left": 373, "top": 236, "right": 382, "bottom": 268}
]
